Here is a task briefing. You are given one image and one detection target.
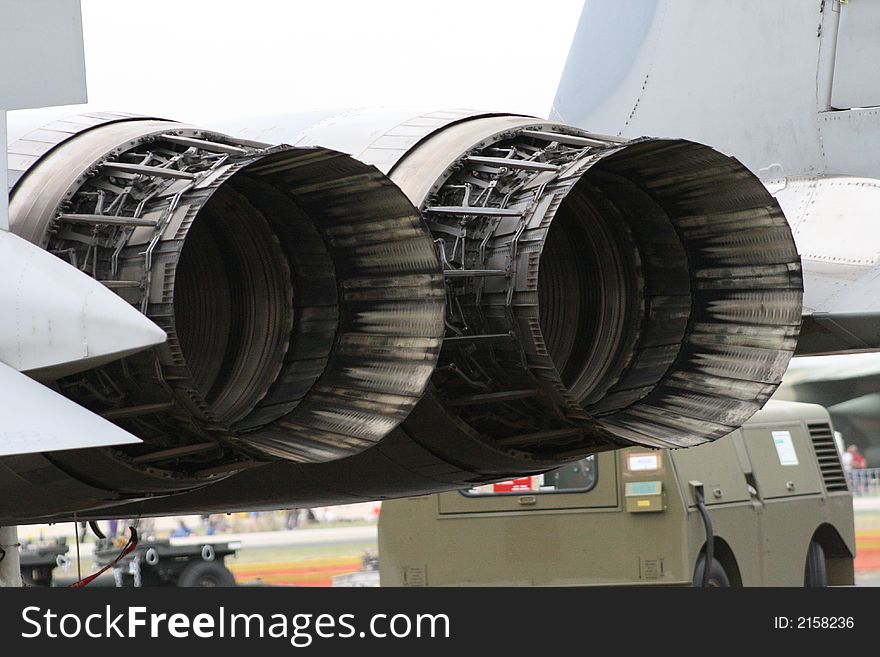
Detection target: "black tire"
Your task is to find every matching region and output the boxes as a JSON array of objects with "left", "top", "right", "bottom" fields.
[
  {"left": 21, "top": 567, "right": 53, "bottom": 587},
  {"left": 692, "top": 555, "right": 731, "bottom": 587},
  {"left": 804, "top": 541, "right": 827, "bottom": 587},
  {"left": 177, "top": 560, "right": 236, "bottom": 587},
  {"left": 114, "top": 571, "right": 137, "bottom": 587}
]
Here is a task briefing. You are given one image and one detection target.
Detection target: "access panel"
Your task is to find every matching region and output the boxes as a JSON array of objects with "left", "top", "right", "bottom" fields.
[
  {"left": 742, "top": 424, "right": 822, "bottom": 499},
  {"left": 831, "top": 0, "right": 880, "bottom": 109}
]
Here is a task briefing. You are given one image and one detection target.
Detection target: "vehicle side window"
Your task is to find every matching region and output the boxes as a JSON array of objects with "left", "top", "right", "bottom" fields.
[{"left": 463, "top": 456, "right": 597, "bottom": 496}]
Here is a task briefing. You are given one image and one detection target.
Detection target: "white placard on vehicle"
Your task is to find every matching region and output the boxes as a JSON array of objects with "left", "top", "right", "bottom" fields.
[{"left": 772, "top": 430, "right": 799, "bottom": 466}]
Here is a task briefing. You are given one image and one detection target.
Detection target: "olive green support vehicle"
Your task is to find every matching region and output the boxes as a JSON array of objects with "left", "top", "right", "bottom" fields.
[{"left": 379, "top": 401, "right": 855, "bottom": 586}]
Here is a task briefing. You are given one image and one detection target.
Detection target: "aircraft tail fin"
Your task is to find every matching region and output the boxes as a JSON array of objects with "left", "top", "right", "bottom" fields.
[{"left": 551, "top": 0, "right": 880, "bottom": 179}]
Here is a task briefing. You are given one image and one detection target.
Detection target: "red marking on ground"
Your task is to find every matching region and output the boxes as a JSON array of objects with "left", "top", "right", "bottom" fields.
[
  {"left": 855, "top": 530, "right": 880, "bottom": 572},
  {"left": 855, "top": 552, "right": 880, "bottom": 571},
  {"left": 230, "top": 558, "right": 361, "bottom": 586}
]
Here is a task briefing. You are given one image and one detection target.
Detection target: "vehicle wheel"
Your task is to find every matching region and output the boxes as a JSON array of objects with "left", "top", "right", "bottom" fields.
[
  {"left": 692, "top": 555, "right": 730, "bottom": 587},
  {"left": 804, "top": 541, "right": 827, "bottom": 587},
  {"left": 177, "top": 561, "right": 236, "bottom": 587},
  {"left": 22, "top": 567, "right": 52, "bottom": 587}
]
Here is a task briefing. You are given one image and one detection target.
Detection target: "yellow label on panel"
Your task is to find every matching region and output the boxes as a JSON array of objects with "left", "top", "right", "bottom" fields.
[{"left": 637, "top": 499, "right": 651, "bottom": 507}]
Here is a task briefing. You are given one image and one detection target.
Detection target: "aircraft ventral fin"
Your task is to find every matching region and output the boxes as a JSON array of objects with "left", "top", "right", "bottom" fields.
[{"left": 0, "top": 361, "right": 141, "bottom": 457}]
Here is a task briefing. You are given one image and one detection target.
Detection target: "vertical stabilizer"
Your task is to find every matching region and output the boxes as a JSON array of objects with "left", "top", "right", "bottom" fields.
[{"left": 552, "top": 0, "right": 880, "bottom": 180}]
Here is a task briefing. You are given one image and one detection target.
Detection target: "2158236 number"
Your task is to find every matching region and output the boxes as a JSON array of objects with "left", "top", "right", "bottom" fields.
[{"left": 797, "top": 617, "right": 854, "bottom": 629}]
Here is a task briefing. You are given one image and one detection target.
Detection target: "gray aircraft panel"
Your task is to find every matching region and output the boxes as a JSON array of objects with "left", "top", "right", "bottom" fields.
[
  {"left": 0, "top": 361, "right": 140, "bottom": 457},
  {"left": 551, "top": 0, "right": 828, "bottom": 177},
  {"left": 819, "top": 109, "right": 880, "bottom": 179},
  {"left": 830, "top": 0, "right": 880, "bottom": 110},
  {"left": 0, "top": 1, "right": 86, "bottom": 111}
]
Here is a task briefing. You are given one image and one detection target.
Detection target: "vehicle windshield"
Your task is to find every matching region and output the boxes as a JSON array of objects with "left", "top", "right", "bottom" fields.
[{"left": 463, "top": 456, "right": 597, "bottom": 496}]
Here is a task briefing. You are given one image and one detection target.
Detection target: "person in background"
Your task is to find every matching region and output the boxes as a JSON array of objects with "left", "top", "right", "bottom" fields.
[
  {"left": 843, "top": 445, "right": 868, "bottom": 494},
  {"left": 170, "top": 519, "right": 192, "bottom": 538},
  {"left": 846, "top": 445, "right": 867, "bottom": 470}
]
